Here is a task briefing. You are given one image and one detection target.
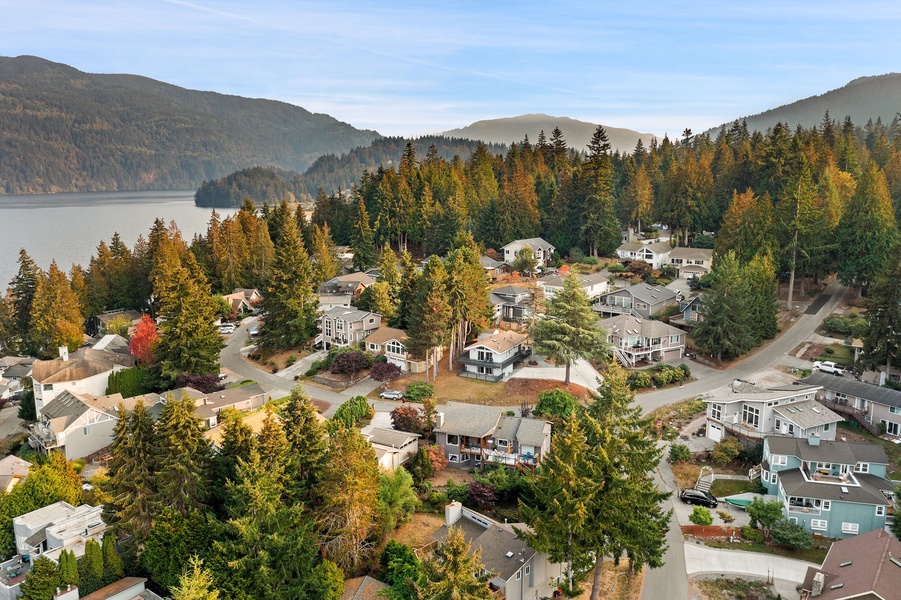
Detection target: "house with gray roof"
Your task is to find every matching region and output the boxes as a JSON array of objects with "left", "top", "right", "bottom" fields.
[
  {"left": 365, "top": 427, "right": 420, "bottom": 471},
  {"left": 434, "top": 401, "right": 551, "bottom": 468},
  {"left": 600, "top": 314, "right": 685, "bottom": 367},
  {"left": 703, "top": 380, "right": 835, "bottom": 442},
  {"left": 594, "top": 282, "right": 680, "bottom": 319},
  {"left": 433, "top": 502, "right": 566, "bottom": 600},
  {"left": 761, "top": 436, "right": 892, "bottom": 539},
  {"left": 489, "top": 285, "right": 534, "bottom": 324},
  {"left": 800, "top": 528, "right": 901, "bottom": 599},
  {"left": 501, "top": 237, "right": 555, "bottom": 269},
  {"left": 615, "top": 240, "right": 673, "bottom": 269},
  {"left": 320, "top": 307, "right": 381, "bottom": 349},
  {"left": 479, "top": 255, "right": 506, "bottom": 279},
  {"left": 799, "top": 371, "right": 901, "bottom": 438},
  {"left": 457, "top": 331, "right": 529, "bottom": 383},
  {"left": 538, "top": 270, "right": 611, "bottom": 301}
]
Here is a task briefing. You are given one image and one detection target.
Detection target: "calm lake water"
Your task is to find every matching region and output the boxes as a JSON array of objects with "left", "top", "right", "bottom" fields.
[{"left": 0, "top": 190, "right": 237, "bottom": 287}]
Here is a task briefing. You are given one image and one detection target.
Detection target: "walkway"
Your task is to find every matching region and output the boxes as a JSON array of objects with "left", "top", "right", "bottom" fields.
[{"left": 684, "top": 543, "right": 815, "bottom": 598}]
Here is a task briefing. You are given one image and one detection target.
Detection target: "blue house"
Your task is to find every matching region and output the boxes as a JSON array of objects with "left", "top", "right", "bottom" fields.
[{"left": 761, "top": 436, "right": 892, "bottom": 539}]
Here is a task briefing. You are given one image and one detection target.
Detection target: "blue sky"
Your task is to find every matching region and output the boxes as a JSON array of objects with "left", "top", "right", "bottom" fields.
[{"left": 3, "top": 1, "right": 900, "bottom": 137}]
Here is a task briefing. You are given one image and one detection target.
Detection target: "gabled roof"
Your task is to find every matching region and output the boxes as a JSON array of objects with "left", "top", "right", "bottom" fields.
[
  {"left": 779, "top": 469, "right": 888, "bottom": 505},
  {"left": 32, "top": 348, "right": 135, "bottom": 384},
  {"left": 766, "top": 436, "right": 889, "bottom": 465},
  {"left": 322, "top": 306, "right": 379, "bottom": 323},
  {"left": 773, "top": 399, "right": 842, "bottom": 429},
  {"left": 2, "top": 363, "right": 32, "bottom": 378},
  {"left": 96, "top": 310, "right": 142, "bottom": 324},
  {"left": 465, "top": 331, "right": 527, "bottom": 354},
  {"left": 800, "top": 372, "right": 901, "bottom": 409},
  {"left": 436, "top": 401, "right": 503, "bottom": 438},
  {"left": 364, "top": 326, "right": 409, "bottom": 346},
  {"left": 668, "top": 247, "right": 713, "bottom": 261},
  {"left": 333, "top": 272, "right": 376, "bottom": 286},
  {"left": 480, "top": 255, "right": 504, "bottom": 269},
  {"left": 502, "top": 237, "right": 553, "bottom": 250},
  {"left": 541, "top": 270, "right": 610, "bottom": 289},
  {"left": 340, "top": 576, "right": 388, "bottom": 600},
  {"left": 599, "top": 314, "right": 684, "bottom": 339},
  {"left": 367, "top": 427, "right": 420, "bottom": 449},
  {"left": 491, "top": 285, "right": 530, "bottom": 297},
  {"left": 0, "top": 356, "right": 34, "bottom": 369},
  {"left": 801, "top": 529, "right": 901, "bottom": 599},
  {"left": 603, "top": 283, "right": 678, "bottom": 305}
]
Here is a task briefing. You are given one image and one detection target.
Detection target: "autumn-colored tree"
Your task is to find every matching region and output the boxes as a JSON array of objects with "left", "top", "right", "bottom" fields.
[
  {"left": 128, "top": 314, "right": 158, "bottom": 365},
  {"left": 310, "top": 222, "right": 342, "bottom": 287},
  {"left": 28, "top": 261, "right": 84, "bottom": 357}
]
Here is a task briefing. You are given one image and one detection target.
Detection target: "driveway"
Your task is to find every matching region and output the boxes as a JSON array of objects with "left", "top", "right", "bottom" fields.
[{"left": 510, "top": 357, "right": 603, "bottom": 390}]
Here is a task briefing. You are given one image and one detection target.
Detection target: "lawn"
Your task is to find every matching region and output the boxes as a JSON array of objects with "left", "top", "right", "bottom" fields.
[
  {"left": 709, "top": 478, "right": 761, "bottom": 498},
  {"left": 817, "top": 343, "right": 854, "bottom": 365},
  {"left": 703, "top": 537, "right": 830, "bottom": 564}
]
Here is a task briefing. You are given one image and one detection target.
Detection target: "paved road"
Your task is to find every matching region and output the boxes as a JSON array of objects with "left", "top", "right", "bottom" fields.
[
  {"left": 635, "top": 277, "right": 847, "bottom": 414},
  {"left": 641, "top": 449, "right": 689, "bottom": 600},
  {"left": 0, "top": 405, "right": 24, "bottom": 439}
]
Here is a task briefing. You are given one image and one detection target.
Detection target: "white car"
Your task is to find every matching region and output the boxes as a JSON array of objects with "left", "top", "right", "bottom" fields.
[
  {"left": 813, "top": 361, "right": 844, "bottom": 376},
  {"left": 218, "top": 324, "right": 236, "bottom": 335}
]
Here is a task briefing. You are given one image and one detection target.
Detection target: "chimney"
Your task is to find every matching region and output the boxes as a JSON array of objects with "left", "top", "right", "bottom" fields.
[
  {"left": 808, "top": 436, "right": 821, "bottom": 447},
  {"left": 811, "top": 571, "right": 825, "bottom": 596},
  {"left": 58, "top": 346, "right": 69, "bottom": 361},
  {"left": 445, "top": 501, "right": 462, "bottom": 527},
  {"left": 435, "top": 412, "right": 445, "bottom": 430}
]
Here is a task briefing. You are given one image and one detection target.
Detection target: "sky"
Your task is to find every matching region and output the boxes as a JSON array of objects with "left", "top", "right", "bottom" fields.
[{"left": 3, "top": 1, "right": 901, "bottom": 138}]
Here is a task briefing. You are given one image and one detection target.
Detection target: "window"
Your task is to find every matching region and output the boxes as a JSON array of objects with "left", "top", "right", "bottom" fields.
[
  {"left": 670, "top": 335, "right": 681, "bottom": 344},
  {"left": 495, "top": 439, "right": 509, "bottom": 448},
  {"left": 877, "top": 505, "right": 886, "bottom": 516},
  {"left": 635, "top": 302, "right": 648, "bottom": 310},
  {"left": 710, "top": 404, "right": 722, "bottom": 421},
  {"left": 824, "top": 422, "right": 831, "bottom": 431},
  {"left": 761, "top": 470, "right": 769, "bottom": 481},
  {"left": 855, "top": 462, "right": 869, "bottom": 473},
  {"left": 883, "top": 421, "right": 901, "bottom": 436},
  {"left": 516, "top": 570, "right": 521, "bottom": 581},
  {"left": 83, "top": 426, "right": 91, "bottom": 436},
  {"left": 43, "top": 384, "right": 53, "bottom": 391},
  {"left": 841, "top": 522, "right": 859, "bottom": 534},
  {"left": 525, "top": 565, "right": 530, "bottom": 575},
  {"left": 336, "top": 320, "right": 344, "bottom": 331},
  {"left": 774, "top": 418, "right": 782, "bottom": 432},
  {"left": 891, "top": 406, "right": 901, "bottom": 415},
  {"left": 770, "top": 473, "right": 777, "bottom": 484},
  {"left": 448, "top": 454, "right": 459, "bottom": 463},
  {"left": 811, "top": 519, "right": 828, "bottom": 531},
  {"left": 386, "top": 340, "right": 405, "bottom": 355},
  {"left": 447, "top": 435, "right": 459, "bottom": 445},
  {"left": 835, "top": 392, "right": 847, "bottom": 400},
  {"left": 461, "top": 454, "right": 470, "bottom": 462},
  {"left": 742, "top": 405, "right": 760, "bottom": 429},
  {"left": 324, "top": 320, "right": 332, "bottom": 337},
  {"left": 772, "top": 454, "right": 788, "bottom": 466},
  {"left": 821, "top": 500, "right": 831, "bottom": 511}
]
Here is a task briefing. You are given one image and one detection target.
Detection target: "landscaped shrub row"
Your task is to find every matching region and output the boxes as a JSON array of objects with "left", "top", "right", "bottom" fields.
[
  {"left": 329, "top": 395, "right": 373, "bottom": 432},
  {"left": 822, "top": 314, "right": 868, "bottom": 338},
  {"left": 628, "top": 363, "right": 691, "bottom": 390}
]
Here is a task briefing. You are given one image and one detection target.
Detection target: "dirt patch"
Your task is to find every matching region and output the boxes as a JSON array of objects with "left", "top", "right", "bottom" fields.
[
  {"left": 682, "top": 525, "right": 741, "bottom": 539},
  {"left": 385, "top": 512, "right": 446, "bottom": 551},
  {"left": 244, "top": 346, "right": 308, "bottom": 371},
  {"left": 505, "top": 378, "right": 590, "bottom": 401},
  {"left": 570, "top": 561, "right": 644, "bottom": 600},
  {"left": 310, "top": 399, "right": 331, "bottom": 414},
  {"left": 428, "top": 467, "right": 477, "bottom": 486}
]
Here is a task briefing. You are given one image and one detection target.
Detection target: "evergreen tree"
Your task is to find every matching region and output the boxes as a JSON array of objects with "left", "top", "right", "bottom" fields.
[
  {"left": 744, "top": 252, "right": 779, "bottom": 342},
  {"left": 281, "top": 387, "right": 329, "bottom": 501},
  {"left": 406, "top": 257, "right": 451, "bottom": 382},
  {"left": 692, "top": 252, "right": 755, "bottom": 360},
  {"left": 209, "top": 407, "right": 256, "bottom": 513},
  {"left": 377, "top": 468, "right": 419, "bottom": 536},
  {"left": 28, "top": 261, "right": 84, "bottom": 357},
  {"left": 10, "top": 249, "right": 41, "bottom": 354},
  {"left": 445, "top": 233, "right": 493, "bottom": 368},
  {"left": 141, "top": 509, "right": 216, "bottom": 592},
  {"left": 256, "top": 403, "right": 289, "bottom": 491},
  {"left": 356, "top": 281, "right": 397, "bottom": 322},
  {"left": 105, "top": 400, "right": 157, "bottom": 541},
  {"left": 532, "top": 273, "right": 607, "bottom": 385},
  {"left": 172, "top": 556, "right": 220, "bottom": 600},
  {"left": 714, "top": 189, "right": 777, "bottom": 264},
  {"left": 621, "top": 164, "right": 654, "bottom": 233},
  {"left": 154, "top": 392, "right": 211, "bottom": 517},
  {"left": 78, "top": 539, "right": 104, "bottom": 595},
  {"left": 580, "top": 126, "right": 621, "bottom": 257},
  {"left": 57, "top": 549, "right": 79, "bottom": 587},
  {"left": 863, "top": 242, "right": 901, "bottom": 373},
  {"left": 101, "top": 533, "right": 124, "bottom": 585},
  {"left": 497, "top": 162, "right": 541, "bottom": 242},
  {"left": 19, "top": 556, "right": 60, "bottom": 600},
  {"left": 261, "top": 201, "right": 317, "bottom": 349},
  {"left": 417, "top": 526, "right": 493, "bottom": 600},
  {"left": 350, "top": 196, "right": 377, "bottom": 271},
  {"left": 835, "top": 162, "right": 898, "bottom": 292},
  {"left": 310, "top": 222, "right": 342, "bottom": 287}
]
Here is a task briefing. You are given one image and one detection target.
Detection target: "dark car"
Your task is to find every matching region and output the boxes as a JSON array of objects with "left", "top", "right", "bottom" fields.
[{"left": 679, "top": 488, "right": 718, "bottom": 508}]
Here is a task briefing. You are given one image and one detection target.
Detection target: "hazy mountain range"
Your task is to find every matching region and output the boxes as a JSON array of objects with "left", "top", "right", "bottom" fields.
[{"left": 1, "top": 55, "right": 899, "bottom": 196}]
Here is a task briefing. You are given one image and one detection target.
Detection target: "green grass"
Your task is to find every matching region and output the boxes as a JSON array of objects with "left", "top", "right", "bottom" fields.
[
  {"left": 228, "top": 379, "right": 256, "bottom": 388},
  {"left": 703, "top": 538, "right": 830, "bottom": 564},
  {"left": 710, "top": 479, "right": 761, "bottom": 497},
  {"left": 818, "top": 343, "right": 854, "bottom": 365}
]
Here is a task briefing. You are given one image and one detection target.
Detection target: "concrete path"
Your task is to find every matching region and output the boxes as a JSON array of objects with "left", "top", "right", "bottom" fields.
[{"left": 684, "top": 542, "right": 814, "bottom": 598}]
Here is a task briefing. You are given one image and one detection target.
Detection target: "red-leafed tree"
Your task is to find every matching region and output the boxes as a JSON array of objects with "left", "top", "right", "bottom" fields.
[{"left": 128, "top": 314, "right": 158, "bottom": 366}]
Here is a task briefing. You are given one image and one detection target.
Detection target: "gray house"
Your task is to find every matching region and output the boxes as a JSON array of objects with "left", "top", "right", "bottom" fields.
[
  {"left": 594, "top": 282, "right": 680, "bottom": 319},
  {"left": 489, "top": 286, "right": 534, "bottom": 324},
  {"left": 601, "top": 314, "right": 686, "bottom": 367},
  {"left": 320, "top": 307, "right": 381, "bottom": 348},
  {"left": 799, "top": 372, "right": 901, "bottom": 437},
  {"left": 434, "top": 402, "right": 551, "bottom": 469},
  {"left": 456, "top": 331, "right": 529, "bottom": 383},
  {"left": 761, "top": 436, "right": 892, "bottom": 539}
]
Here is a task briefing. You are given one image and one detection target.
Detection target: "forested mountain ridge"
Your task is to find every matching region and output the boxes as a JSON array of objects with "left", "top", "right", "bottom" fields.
[
  {"left": 712, "top": 73, "right": 901, "bottom": 135},
  {"left": 0, "top": 55, "right": 380, "bottom": 194},
  {"left": 441, "top": 114, "right": 655, "bottom": 153}
]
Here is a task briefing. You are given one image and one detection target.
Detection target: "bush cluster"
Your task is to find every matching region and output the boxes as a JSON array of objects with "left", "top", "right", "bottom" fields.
[
  {"left": 404, "top": 381, "right": 434, "bottom": 403},
  {"left": 329, "top": 395, "right": 373, "bottom": 431},
  {"left": 740, "top": 525, "right": 764, "bottom": 543},
  {"left": 822, "top": 314, "right": 868, "bottom": 338},
  {"left": 628, "top": 364, "right": 687, "bottom": 390}
]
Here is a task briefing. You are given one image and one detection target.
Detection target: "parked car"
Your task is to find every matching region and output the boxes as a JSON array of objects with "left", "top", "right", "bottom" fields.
[
  {"left": 679, "top": 488, "right": 718, "bottom": 508},
  {"left": 219, "top": 324, "right": 236, "bottom": 334},
  {"left": 249, "top": 325, "right": 260, "bottom": 337},
  {"left": 379, "top": 390, "right": 405, "bottom": 400},
  {"left": 813, "top": 361, "right": 844, "bottom": 376}
]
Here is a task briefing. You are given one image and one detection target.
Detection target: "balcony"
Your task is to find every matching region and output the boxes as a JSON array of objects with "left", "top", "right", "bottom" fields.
[
  {"left": 594, "top": 302, "right": 634, "bottom": 315},
  {"left": 456, "top": 348, "right": 531, "bottom": 370}
]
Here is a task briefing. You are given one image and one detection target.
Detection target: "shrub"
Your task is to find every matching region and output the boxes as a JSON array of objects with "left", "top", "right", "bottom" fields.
[
  {"left": 371, "top": 362, "right": 402, "bottom": 382},
  {"left": 466, "top": 482, "right": 497, "bottom": 510},
  {"left": 330, "top": 352, "right": 373, "bottom": 378},
  {"left": 711, "top": 437, "right": 744, "bottom": 466},
  {"left": 446, "top": 479, "right": 468, "bottom": 503},
  {"left": 568, "top": 247, "right": 585, "bottom": 262},
  {"left": 173, "top": 372, "right": 224, "bottom": 394},
  {"left": 375, "top": 354, "right": 388, "bottom": 363},
  {"left": 404, "top": 382, "right": 434, "bottom": 403},
  {"left": 770, "top": 519, "right": 813, "bottom": 549},
  {"left": 330, "top": 395, "right": 373, "bottom": 430},
  {"left": 740, "top": 525, "right": 764, "bottom": 543},
  {"left": 824, "top": 346, "right": 834, "bottom": 355},
  {"left": 629, "top": 370, "right": 653, "bottom": 389},
  {"left": 106, "top": 366, "right": 152, "bottom": 397},
  {"left": 678, "top": 363, "right": 692, "bottom": 379},
  {"left": 390, "top": 405, "right": 426, "bottom": 435},
  {"left": 534, "top": 389, "right": 579, "bottom": 419},
  {"left": 285, "top": 355, "right": 297, "bottom": 366},
  {"left": 305, "top": 359, "right": 327, "bottom": 377},
  {"left": 583, "top": 256, "right": 599, "bottom": 266},
  {"left": 607, "top": 262, "right": 628, "bottom": 273},
  {"left": 668, "top": 443, "right": 692, "bottom": 463},
  {"left": 716, "top": 510, "right": 735, "bottom": 524},
  {"left": 689, "top": 506, "right": 713, "bottom": 526}
]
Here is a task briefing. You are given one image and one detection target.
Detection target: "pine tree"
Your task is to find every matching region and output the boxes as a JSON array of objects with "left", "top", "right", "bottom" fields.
[
  {"left": 406, "top": 257, "right": 451, "bottom": 382},
  {"left": 445, "top": 233, "right": 493, "bottom": 369},
  {"left": 172, "top": 556, "right": 220, "bottom": 600},
  {"left": 78, "top": 539, "right": 104, "bottom": 595},
  {"left": 57, "top": 549, "right": 79, "bottom": 587},
  {"left": 281, "top": 387, "right": 329, "bottom": 501},
  {"left": 101, "top": 533, "right": 124, "bottom": 584},
  {"left": 155, "top": 392, "right": 211, "bottom": 517},
  {"left": 692, "top": 252, "right": 755, "bottom": 360},
  {"left": 261, "top": 201, "right": 317, "bottom": 349},
  {"left": 417, "top": 526, "right": 493, "bottom": 600},
  {"left": 105, "top": 400, "right": 158, "bottom": 541},
  {"left": 350, "top": 196, "right": 377, "bottom": 271},
  {"left": 256, "top": 404, "right": 289, "bottom": 492},
  {"left": 532, "top": 273, "right": 607, "bottom": 385},
  {"left": 580, "top": 126, "right": 621, "bottom": 257},
  {"left": 744, "top": 252, "right": 779, "bottom": 342},
  {"left": 863, "top": 243, "right": 901, "bottom": 373},
  {"left": 310, "top": 222, "right": 342, "bottom": 286},
  {"left": 28, "top": 260, "right": 84, "bottom": 357},
  {"left": 19, "top": 556, "right": 60, "bottom": 600},
  {"left": 209, "top": 407, "right": 256, "bottom": 513},
  {"left": 10, "top": 249, "right": 41, "bottom": 354},
  {"left": 140, "top": 510, "right": 216, "bottom": 592},
  {"left": 356, "top": 281, "right": 397, "bottom": 322},
  {"left": 714, "top": 189, "right": 778, "bottom": 264}
]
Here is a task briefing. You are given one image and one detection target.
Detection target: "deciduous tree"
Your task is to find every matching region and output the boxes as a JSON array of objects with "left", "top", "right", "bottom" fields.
[{"left": 128, "top": 314, "right": 158, "bottom": 365}]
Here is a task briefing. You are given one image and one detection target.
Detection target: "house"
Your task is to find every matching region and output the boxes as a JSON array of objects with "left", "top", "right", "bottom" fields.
[
  {"left": 666, "top": 247, "right": 713, "bottom": 278},
  {"left": 761, "top": 436, "right": 892, "bottom": 539},
  {"left": 704, "top": 380, "right": 836, "bottom": 442},
  {"left": 489, "top": 286, "right": 534, "bottom": 324},
  {"left": 799, "top": 371, "right": 901, "bottom": 437},
  {"left": 339, "top": 576, "right": 388, "bottom": 600},
  {"left": 434, "top": 402, "right": 551, "bottom": 468},
  {"left": 28, "top": 390, "right": 163, "bottom": 460},
  {"left": 600, "top": 314, "right": 686, "bottom": 367},
  {"left": 501, "top": 238, "right": 555, "bottom": 268},
  {"left": 0, "top": 356, "right": 33, "bottom": 377},
  {"left": 174, "top": 383, "right": 269, "bottom": 430},
  {"left": 55, "top": 577, "right": 164, "bottom": 600},
  {"left": 32, "top": 347, "right": 135, "bottom": 415},
  {"left": 594, "top": 282, "right": 680, "bottom": 319},
  {"left": 364, "top": 326, "right": 427, "bottom": 373},
  {"left": 539, "top": 270, "right": 611, "bottom": 301},
  {"left": 92, "top": 310, "right": 143, "bottom": 336},
  {"left": 457, "top": 331, "right": 530, "bottom": 383},
  {"left": 320, "top": 307, "right": 381, "bottom": 349},
  {"left": 365, "top": 427, "right": 420, "bottom": 471},
  {"left": 316, "top": 292, "right": 353, "bottom": 313},
  {"left": 799, "top": 528, "right": 901, "bottom": 599},
  {"left": 318, "top": 273, "right": 376, "bottom": 303},
  {"left": 615, "top": 240, "right": 673, "bottom": 270},
  {"left": 1, "top": 362, "right": 33, "bottom": 394},
  {"left": 479, "top": 255, "right": 506, "bottom": 279},
  {"left": 433, "top": 502, "right": 566, "bottom": 600},
  {"left": 670, "top": 295, "right": 704, "bottom": 329},
  {"left": 222, "top": 288, "right": 263, "bottom": 315},
  {"left": 0, "top": 456, "right": 31, "bottom": 493}
]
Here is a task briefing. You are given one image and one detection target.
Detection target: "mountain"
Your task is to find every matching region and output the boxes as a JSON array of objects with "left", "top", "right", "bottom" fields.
[
  {"left": 441, "top": 114, "right": 655, "bottom": 153},
  {"left": 0, "top": 55, "right": 380, "bottom": 195},
  {"left": 712, "top": 73, "right": 901, "bottom": 135}
]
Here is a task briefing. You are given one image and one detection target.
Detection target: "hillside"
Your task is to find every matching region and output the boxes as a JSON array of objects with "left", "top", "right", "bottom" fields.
[
  {"left": 713, "top": 73, "right": 901, "bottom": 134},
  {"left": 441, "top": 114, "right": 655, "bottom": 153},
  {"left": 0, "top": 55, "right": 380, "bottom": 194}
]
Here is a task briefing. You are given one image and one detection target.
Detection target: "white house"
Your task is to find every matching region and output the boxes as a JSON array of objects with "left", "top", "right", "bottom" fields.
[
  {"left": 615, "top": 240, "right": 673, "bottom": 270},
  {"left": 364, "top": 326, "right": 428, "bottom": 373},
  {"left": 31, "top": 347, "right": 135, "bottom": 415},
  {"left": 365, "top": 427, "right": 420, "bottom": 471},
  {"left": 456, "top": 331, "right": 529, "bottom": 383},
  {"left": 667, "top": 247, "right": 714, "bottom": 278},
  {"left": 539, "top": 270, "right": 610, "bottom": 301},
  {"left": 501, "top": 238, "right": 555, "bottom": 268}
]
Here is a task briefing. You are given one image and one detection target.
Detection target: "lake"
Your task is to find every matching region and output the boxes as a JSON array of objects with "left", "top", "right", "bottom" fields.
[{"left": 0, "top": 190, "right": 238, "bottom": 287}]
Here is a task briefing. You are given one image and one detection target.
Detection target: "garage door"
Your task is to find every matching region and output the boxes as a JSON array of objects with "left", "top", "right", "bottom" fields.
[{"left": 707, "top": 423, "right": 723, "bottom": 442}]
